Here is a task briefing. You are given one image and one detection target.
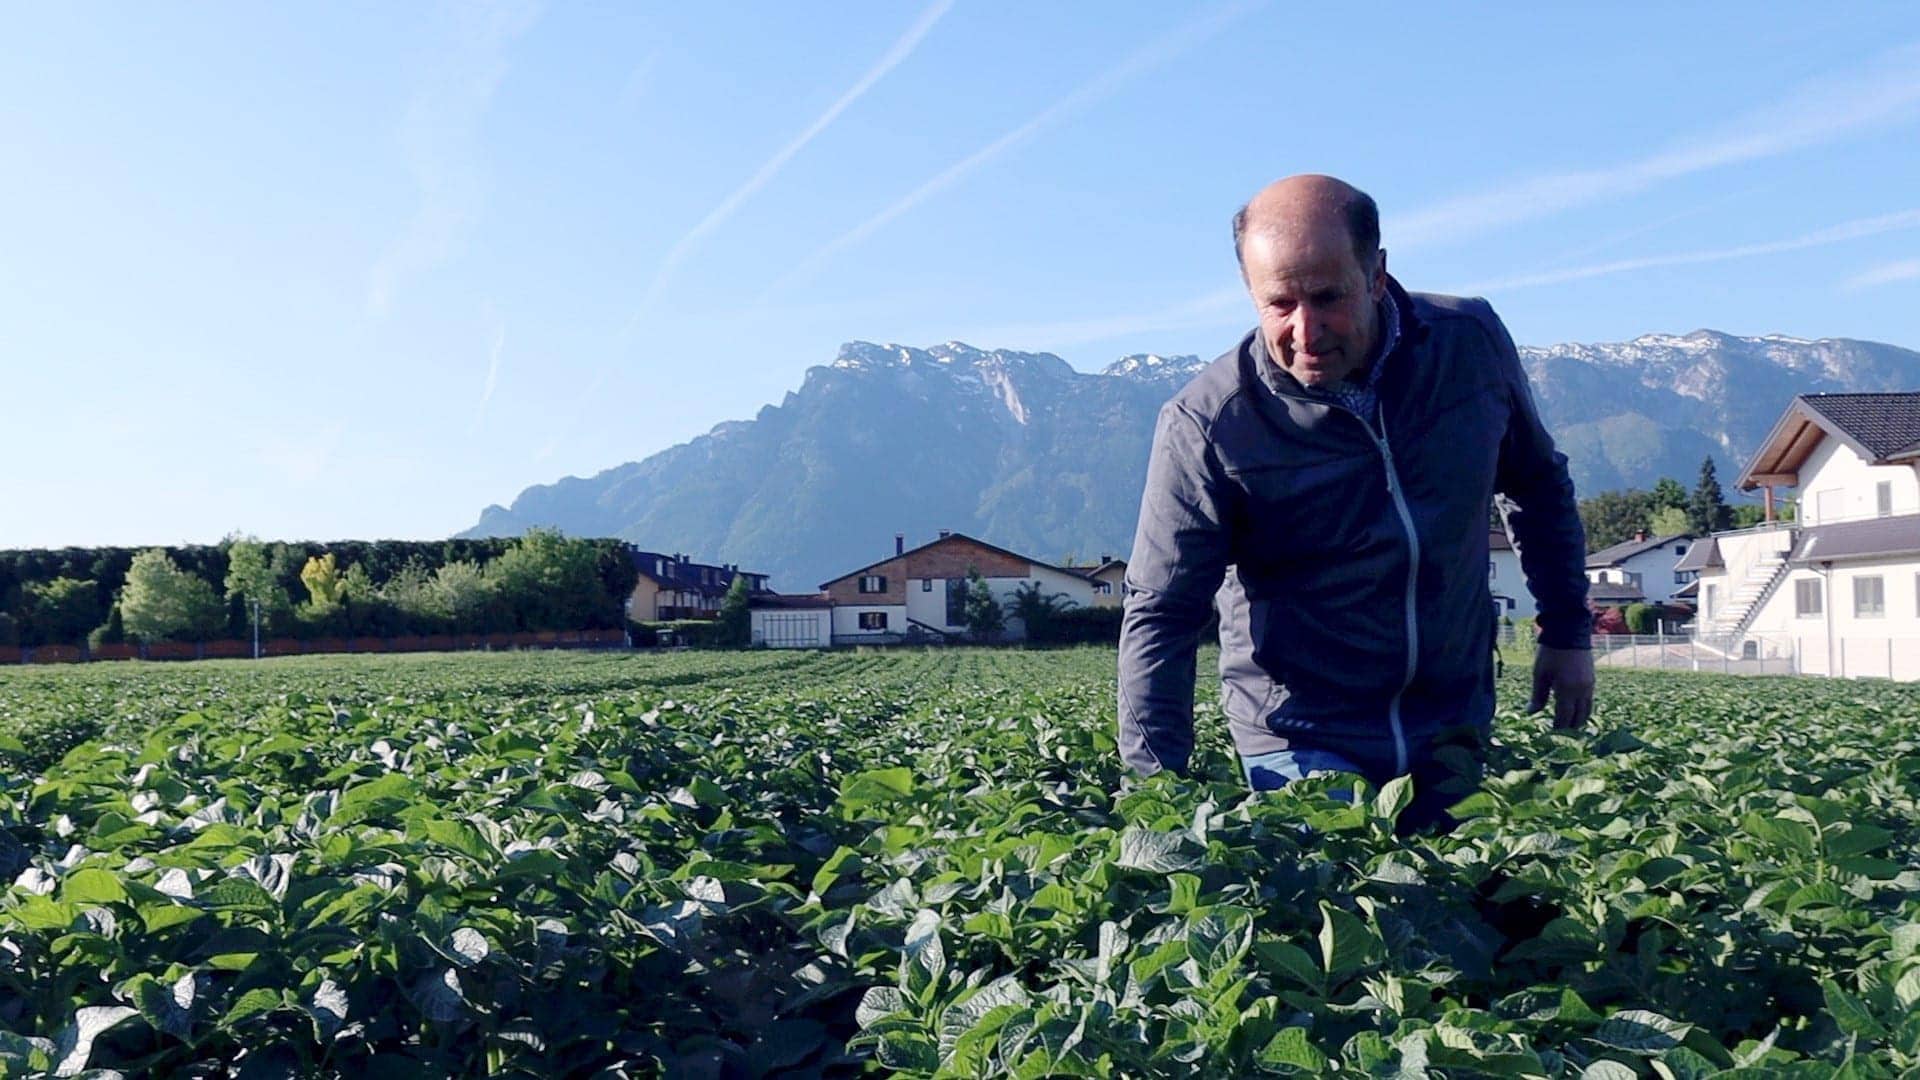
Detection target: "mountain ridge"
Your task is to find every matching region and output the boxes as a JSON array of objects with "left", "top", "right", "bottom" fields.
[{"left": 463, "top": 332, "right": 1920, "bottom": 590}]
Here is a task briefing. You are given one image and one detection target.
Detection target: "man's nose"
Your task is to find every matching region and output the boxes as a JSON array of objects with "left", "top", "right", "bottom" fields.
[{"left": 1293, "top": 304, "right": 1328, "bottom": 352}]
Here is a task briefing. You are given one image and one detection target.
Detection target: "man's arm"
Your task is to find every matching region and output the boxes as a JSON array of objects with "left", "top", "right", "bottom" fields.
[
  {"left": 1118, "top": 401, "right": 1232, "bottom": 775},
  {"left": 1476, "top": 302, "right": 1595, "bottom": 728}
]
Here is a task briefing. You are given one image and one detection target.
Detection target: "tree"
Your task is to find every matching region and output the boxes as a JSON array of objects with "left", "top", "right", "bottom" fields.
[
  {"left": 431, "top": 560, "right": 493, "bottom": 633},
  {"left": 1577, "top": 490, "right": 1655, "bottom": 552},
  {"left": 1688, "top": 457, "right": 1732, "bottom": 536},
  {"left": 1623, "top": 602, "right": 1656, "bottom": 634},
  {"left": 300, "top": 553, "right": 347, "bottom": 607},
  {"left": 961, "top": 570, "right": 1004, "bottom": 643},
  {"left": 1003, "top": 580, "right": 1076, "bottom": 643},
  {"left": 1649, "top": 506, "right": 1692, "bottom": 538},
  {"left": 487, "top": 528, "right": 609, "bottom": 631},
  {"left": 715, "top": 575, "right": 752, "bottom": 647},
  {"left": 120, "top": 549, "right": 224, "bottom": 642},
  {"left": 24, "top": 577, "right": 102, "bottom": 645},
  {"left": 225, "top": 535, "right": 291, "bottom": 642},
  {"left": 1651, "top": 476, "right": 1688, "bottom": 512}
]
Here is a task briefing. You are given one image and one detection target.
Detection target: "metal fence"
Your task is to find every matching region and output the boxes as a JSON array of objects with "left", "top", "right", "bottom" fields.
[{"left": 1554, "top": 632, "right": 1920, "bottom": 681}]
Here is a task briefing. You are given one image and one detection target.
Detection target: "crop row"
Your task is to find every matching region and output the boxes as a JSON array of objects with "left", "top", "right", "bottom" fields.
[{"left": 1, "top": 649, "right": 1918, "bottom": 1076}]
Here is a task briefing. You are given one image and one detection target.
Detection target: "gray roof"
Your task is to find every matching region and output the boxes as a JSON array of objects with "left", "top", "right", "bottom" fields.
[
  {"left": 1588, "top": 581, "right": 1646, "bottom": 603},
  {"left": 1586, "top": 533, "right": 1691, "bottom": 569},
  {"left": 1673, "top": 538, "right": 1722, "bottom": 572},
  {"left": 1799, "top": 393, "right": 1920, "bottom": 461},
  {"left": 1790, "top": 513, "right": 1920, "bottom": 564}
]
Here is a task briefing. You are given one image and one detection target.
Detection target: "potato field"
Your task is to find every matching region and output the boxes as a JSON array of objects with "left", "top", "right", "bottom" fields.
[{"left": 2, "top": 648, "right": 1919, "bottom": 1077}]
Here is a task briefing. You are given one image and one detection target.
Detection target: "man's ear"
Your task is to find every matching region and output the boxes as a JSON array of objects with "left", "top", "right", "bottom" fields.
[{"left": 1372, "top": 250, "right": 1388, "bottom": 297}]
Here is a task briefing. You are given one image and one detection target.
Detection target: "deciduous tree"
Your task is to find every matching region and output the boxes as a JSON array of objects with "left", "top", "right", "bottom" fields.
[{"left": 120, "top": 549, "right": 224, "bottom": 642}]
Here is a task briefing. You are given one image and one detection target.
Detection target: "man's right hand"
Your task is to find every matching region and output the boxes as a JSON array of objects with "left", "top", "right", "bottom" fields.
[{"left": 1527, "top": 645, "right": 1595, "bottom": 730}]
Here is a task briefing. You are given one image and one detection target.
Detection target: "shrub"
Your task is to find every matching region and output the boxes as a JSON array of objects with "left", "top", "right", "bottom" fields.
[{"left": 1623, "top": 602, "right": 1656, "bottom": 634}]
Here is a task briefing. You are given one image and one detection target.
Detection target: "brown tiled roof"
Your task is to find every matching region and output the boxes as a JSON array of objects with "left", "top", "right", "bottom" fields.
[
  {"left": 1790, "top": 513, "right": 1920, "bottom": 564},
  {"left": 1488, "top": 529, "right": 1513, "bottom": 552},
  {"left": 820, "top": 532, "right": 1076, "bottom": 589}
]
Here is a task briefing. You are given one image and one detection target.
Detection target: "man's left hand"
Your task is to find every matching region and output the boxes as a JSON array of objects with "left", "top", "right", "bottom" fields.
[{"left": 1527, "top": 646, "right": 1595, "bottom": 730}]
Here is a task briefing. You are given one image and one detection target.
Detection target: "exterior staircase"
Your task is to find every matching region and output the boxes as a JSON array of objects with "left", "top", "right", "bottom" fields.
[{"left": 1705, "top": 549, "right": 1791, "bottom": 643}]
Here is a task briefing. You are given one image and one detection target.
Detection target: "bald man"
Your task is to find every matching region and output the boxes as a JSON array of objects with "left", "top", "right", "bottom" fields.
[{"left": 1118, "top": 175, "right": 1593, "bottom": 831}]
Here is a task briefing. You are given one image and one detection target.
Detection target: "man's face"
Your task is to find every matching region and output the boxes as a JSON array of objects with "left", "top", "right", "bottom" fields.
[{"left": 1241, "top": 222, "right": 1385, "bottom": 388}]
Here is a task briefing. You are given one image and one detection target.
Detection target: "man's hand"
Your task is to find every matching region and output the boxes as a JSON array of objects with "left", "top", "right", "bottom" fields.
[{"left": 1527, "top": 645, "right": 1595, "bottom": 730}]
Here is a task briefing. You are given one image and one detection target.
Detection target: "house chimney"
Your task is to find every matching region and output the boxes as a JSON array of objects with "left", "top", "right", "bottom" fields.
[
  {"left": 1099, "top": 553, "right": 1111, "bottom": 563},
  {"left": 938, "top": 529, "right": 951, "bottom": 539},
  {"left": 895, "top": 533, "right": 904, "bottom": 556},
  {"left": 1633, "top": 530, "right": 1647, "bottom": 542}
]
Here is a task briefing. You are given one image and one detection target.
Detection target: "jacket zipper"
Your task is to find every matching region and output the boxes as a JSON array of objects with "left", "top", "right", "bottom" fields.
[{"left": 1313, "top": 397, "right": 1417, "bottom": 777}]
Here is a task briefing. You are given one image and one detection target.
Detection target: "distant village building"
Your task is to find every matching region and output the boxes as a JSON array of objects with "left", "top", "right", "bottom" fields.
[
  {"left": 1584, "top": 532, "right": 1696, "bottom": 607},
  {"left": 1062, "top": 555, "right": 1127, "bottom": 608},
  {"left": 1689, "top": 392, "right": 1920, "bottom": 680},
  {"left": 815, "top": 531, "right": 1095, "bottom": 645},
  {"left": 1487, "top": 528, "right": 1535, "bottom": 620},
  {"left": 626, "top": 550, "right": 770, "bottom": 622}
]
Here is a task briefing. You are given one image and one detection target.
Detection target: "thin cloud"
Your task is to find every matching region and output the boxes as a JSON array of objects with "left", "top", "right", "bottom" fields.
[
  {"left": 763, "top": 0, "right": 1263, "bottom": 301},
  {"left": 367, "top": 1, "right": 541, "bottom": 315},
  {"left": 628, "top": 0, "right": 955, "bottom": 328},
  {"left": 1389, "top": 40, "right": 1920, "bottom": 251},
  {"left": 1453, "top": 208, "right": 1920, "bottom": 294},
  {"left": 1842, "top": 257, "right": 1920, "bottom": 290},
  {"left": 473, "top": 324, "right": 507, "bottom": 431}
]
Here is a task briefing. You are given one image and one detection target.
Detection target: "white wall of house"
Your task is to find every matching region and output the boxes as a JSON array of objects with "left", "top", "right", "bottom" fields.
[
  {"left": 1489, "top": 549, "right": 1536, "bottom": 619},
  {"left": 901, "top": 565, "right": 1096, "bottom": 638},
  {"left": 750, "top": 609, "right": 831, "bottom": 648},
  {"left": 1799, "top": 439, "right": 1920, "bottom": 524},
  {"left": 831, "top": 604, "right": 908, "bottom": 638},
  {"left": 1739, "top": 557, "right": 1920, "bottom": 680}
]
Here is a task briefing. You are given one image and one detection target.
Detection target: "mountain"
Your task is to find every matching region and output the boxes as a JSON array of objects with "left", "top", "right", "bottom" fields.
[{"left": 462, "top": 332, "right": 1920, "bottom": 591}]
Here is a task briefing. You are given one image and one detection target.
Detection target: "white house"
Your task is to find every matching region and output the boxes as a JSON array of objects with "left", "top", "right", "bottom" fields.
[
  {"left": 1487, "top": 529, "right": 1537, "bottom": 620},
  {"left": 1687, "top": 392, "right": 1920, "bottom": 680},
  {"left": 1584, "top": 532, "right": 1696, "bottom": 606},
  {"left": 819, "top": 531, "right": 1095, "bottom": 644}
]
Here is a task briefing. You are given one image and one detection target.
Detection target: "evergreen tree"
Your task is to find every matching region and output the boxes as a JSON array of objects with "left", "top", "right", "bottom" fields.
[
  {"left": 1650, "top": 476, "right": 1688, "bottom": 512},
  {"left": 716, "top": 575, "right": 752, "bottom": 647},
  {"left": 1688, "top": 457, "right": 1732, "bottom": 535}
]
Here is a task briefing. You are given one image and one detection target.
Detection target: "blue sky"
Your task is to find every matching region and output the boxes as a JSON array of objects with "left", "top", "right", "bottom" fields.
[{"left": 4, "top": 3, "right": 1919, "bottom": 548}]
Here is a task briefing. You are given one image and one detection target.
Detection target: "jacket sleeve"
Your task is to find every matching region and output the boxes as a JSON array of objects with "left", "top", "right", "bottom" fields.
[
  {"left": 1118, "top": 400, "right": 1233, "bottom": 775},
  {"left": 1477, "top": 301, "right": 1592, "bottom": 650}
]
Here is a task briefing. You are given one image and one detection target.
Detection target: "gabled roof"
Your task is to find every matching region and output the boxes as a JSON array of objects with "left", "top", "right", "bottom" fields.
[
  {"left": 631, "top": 548, "right": 770, "bottom": 596},
  {"left": 1673, "top": 537, "right": 1722, "bottom": 572},
  {"left": 1739, "top": 392, "right": 1920, "bottom": 489},
  {"left": 1789, "top": 513, "right": 1920, "bottom": 564},
  {"left": 1585, "top": 533, "right": 1690, "bottom": 569},
  {"left": 820, "top": 532, "right": 1077, "bottom": 590},
  {"left": 1489, "top": 528, "right": 1514, "bottom": 552}
]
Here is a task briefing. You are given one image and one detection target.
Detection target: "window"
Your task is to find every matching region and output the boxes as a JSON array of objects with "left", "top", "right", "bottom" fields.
[
  {"left": 1854, "top": 576, "right": 1885, "bottom": 618},
  {"left": 1673, "top": 543, "right": 1689, "bottom": 557},
  {"left": 1878, "top": 481, "right": 1893, "bottom": 517},
  {"left": 1488, "top": 559, "right": 1496, "bottom": 579},
  {"left": 1503, "top": 598, "right": 1515, "bottom": 611},
  {"left": 1094, "top": 581, "right": 1112, "bottom": 595},
  {"left": 921, "top": 579, "right": 932, "bottom": 592},
  {"left": 858, "top": 575, "right": 887, "bottom": 593},
  {"left": 1673, "top": 570, "right": 1690, "bottom": 585},
  {"left": 1794, "top": 578, "right": 1822, "bottom": 617},
  {"left": 858, "top": 611, "right": 888, "bottom": 630}
]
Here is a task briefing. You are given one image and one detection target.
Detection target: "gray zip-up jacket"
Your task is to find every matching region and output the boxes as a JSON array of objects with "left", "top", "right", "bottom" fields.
[{"left": 1118, "top": 279, "right": 1589, "bottom": 777}]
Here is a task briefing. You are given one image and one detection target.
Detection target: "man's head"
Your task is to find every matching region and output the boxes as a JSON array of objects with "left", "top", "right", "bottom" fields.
[{"left": 1233, "top": 175, "right": 1387, "bottom": 388}]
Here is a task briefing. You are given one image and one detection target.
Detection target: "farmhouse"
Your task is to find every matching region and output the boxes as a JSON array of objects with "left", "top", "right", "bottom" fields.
[
  {"left": 819, "top": 531, "right": 1095, "bottom": 645},
  {"left": 1688, "top": 392, "right": 1920, "bottom": 680},
  {"left": 626, "top": 549, "right": 770, "bottom": 622}
]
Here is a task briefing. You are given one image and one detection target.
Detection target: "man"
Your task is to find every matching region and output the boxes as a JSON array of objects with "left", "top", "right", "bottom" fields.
[{"left": 1117, "top": 175, "right": 1593, "bottom": 830}]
